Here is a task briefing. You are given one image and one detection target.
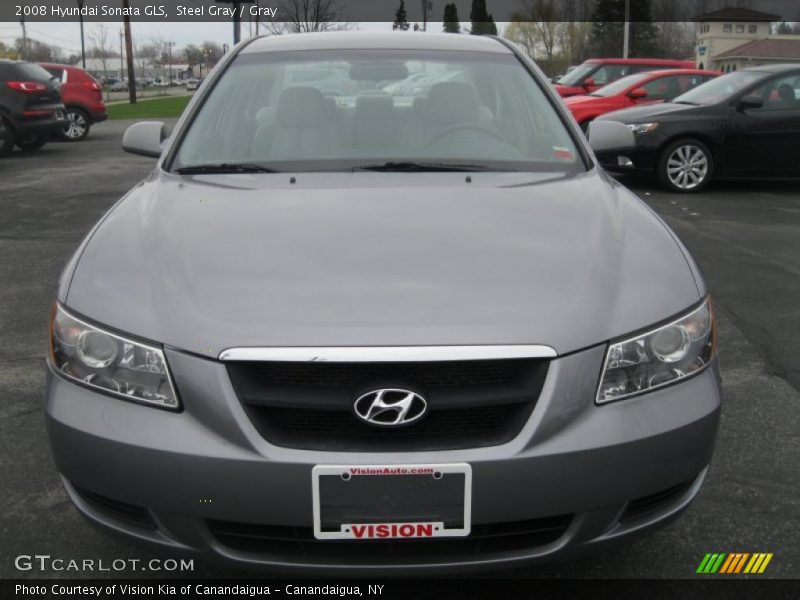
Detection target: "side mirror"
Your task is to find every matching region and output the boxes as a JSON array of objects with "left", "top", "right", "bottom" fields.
[
  {"left": 122, "top": 121, "right": 167, "bottom": 158},
  {"left": 587, "top": 120, "right": 635, "bottom": 154},
  {"left": 583, "top": 77, "right": 596, "bottom": 88},
  {"left": 628, "top": 87, "right": 647, "bottom": 99},
  {"left": 737, "top": 95, "right": 763, "bottom": 110}
]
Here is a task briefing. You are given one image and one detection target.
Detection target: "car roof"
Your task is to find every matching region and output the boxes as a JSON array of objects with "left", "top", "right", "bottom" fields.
[
  {"left": 635, "top": 68, "right": 720, "bottom": 77},
  {"left": 241, "top": 32, "right": 510, "bottom": 55},
  {"left": 585, "top": 58, "right": 693, "bottom": 65},
  {"left": 39, "top": 62, "right": 79, "bottom": 69},
  {"left": 740, "top": 63, "right": 800, "bottom": 73}
]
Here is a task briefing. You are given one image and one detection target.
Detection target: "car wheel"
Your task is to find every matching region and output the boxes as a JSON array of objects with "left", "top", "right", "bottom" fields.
[
  {"left": 0, "top": 118, "right": 15, "bottom": 157},
  {"left": 657, "top": 139, "right": 713, "bottom": 193},
  {"left": 16, "top": 135, "right": 48, "bottom": 152},
  {"left": 60, "top": 108, "right": 91, "bottom": 141}
]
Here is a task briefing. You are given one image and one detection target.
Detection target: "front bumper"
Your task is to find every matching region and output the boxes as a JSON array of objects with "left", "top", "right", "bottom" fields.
[{"left": 45, "top": 344, "right": 721, "bottom": 573}]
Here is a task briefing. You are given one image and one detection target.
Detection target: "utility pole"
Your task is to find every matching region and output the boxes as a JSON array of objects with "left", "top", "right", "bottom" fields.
[
  {"left": 20, "top": 16, "right": 28, "bottom": 60},
  {"left": 77, "top": 0, "right": 86, "bottom": 68},
  {"left": 421, "top": 0, "right": 429, "bottom": 31},
  {"left": 166, "top": 41, "right": 175, "bottom": 83},
  {"left": 119, "top": 30, "right": 124, "bottom": 79},
  {"left": 622, "top": 0, "right": 630, "bottom": 59},
  {"left": 123, "top": 0, "right": 136, "bottom": 103}
]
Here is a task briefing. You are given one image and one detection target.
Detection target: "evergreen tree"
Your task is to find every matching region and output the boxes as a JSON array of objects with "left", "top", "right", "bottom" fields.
[
  {"left": 470, "top": 0, "right": 497, "bottom": 36},
  {"left": 443, "top": 3, "right": 461, "bottom": 33},
  {"left": 393, "top": 0, "right": 410, "bottom": 31},
  {"left": 591, "top": 0, "right": 658, "bottom": 57}
]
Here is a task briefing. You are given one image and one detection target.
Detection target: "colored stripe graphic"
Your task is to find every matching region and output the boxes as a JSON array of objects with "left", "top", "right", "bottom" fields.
[
  {"left": 697, "top": 553, "right": 727, "bottom": 573},
  {"left": 744, "top": 553, "right": 774, "bottom": 574},
  {"left": 698, "top": 552, "right": 773, "bottom": 574}
]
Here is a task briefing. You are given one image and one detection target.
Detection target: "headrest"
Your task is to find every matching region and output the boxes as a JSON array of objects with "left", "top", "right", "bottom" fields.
[
  {"left": 426, "top": 82, "right": 479, "bottom": 124},
  {"left": 276, "top": 86, "right": 328, "bottom": 128},
  {"left": 412, "top": 95, "right": 427, "bottom": 117},
  {"left": 356, "top": 94, "right": 394, "bottom": 119},
  {"left": 255, "top": 106, "right": 276, "bottom": 126},
  {"left": 777, "top": 83, "right": 795, "bottom": 102}
]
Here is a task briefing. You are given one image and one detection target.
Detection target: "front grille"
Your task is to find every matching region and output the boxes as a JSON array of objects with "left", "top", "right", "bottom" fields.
[
  {"left": 620, "top": 479, "right": 694, "bottom": 523},
  {"left": 73, "top": 486, "right": 156, "bottom": 530},
  {"left": 227, "top": 358, "right": 548, "bottom": 451},
  {"left": 208, "top": 514, "right": 572, "bottom": 561}
]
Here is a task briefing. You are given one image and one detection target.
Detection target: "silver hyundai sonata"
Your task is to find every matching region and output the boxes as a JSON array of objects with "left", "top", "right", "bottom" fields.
[{"left": 45, "top": 32, "right": 720, "bottom": 573}]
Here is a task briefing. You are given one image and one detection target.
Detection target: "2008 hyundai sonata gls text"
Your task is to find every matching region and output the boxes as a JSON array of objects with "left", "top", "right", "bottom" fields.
[{"left": 45, "top": 32, "right": 720, "bottom": 573}]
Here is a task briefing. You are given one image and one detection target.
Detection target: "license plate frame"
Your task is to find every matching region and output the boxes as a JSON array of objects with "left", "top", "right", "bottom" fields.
[{"left": 312, "top": 463, "right": 472, "bottom": 540}]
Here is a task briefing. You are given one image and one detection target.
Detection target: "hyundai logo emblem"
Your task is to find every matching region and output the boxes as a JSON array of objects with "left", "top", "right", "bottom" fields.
[{"left": 353, "top": 389, "right": 428, "bottom": 427}]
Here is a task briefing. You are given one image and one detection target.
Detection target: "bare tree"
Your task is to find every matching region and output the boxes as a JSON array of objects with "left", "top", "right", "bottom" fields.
[
  {"left": 507, "top": 0, "right": 561, "bottom": 61},
  {"left": 265, "top": 0, "right": 351, "bottom": 34},
  {"left": 89, "top": 23, "right": 113, "bottom": 100}
]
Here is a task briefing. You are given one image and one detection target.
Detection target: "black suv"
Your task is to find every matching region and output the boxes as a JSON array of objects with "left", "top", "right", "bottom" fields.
[{"left": 0, "top": 60, "right": 66, "bottom": 157}]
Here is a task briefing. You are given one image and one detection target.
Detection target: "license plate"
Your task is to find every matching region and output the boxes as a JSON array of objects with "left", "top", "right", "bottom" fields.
[{"left": 312, "top": 464, "right": 471, "bottom": 540}]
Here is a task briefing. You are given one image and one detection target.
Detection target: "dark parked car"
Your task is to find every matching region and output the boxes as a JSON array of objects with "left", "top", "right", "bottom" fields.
[
  {"left": 40, "top": 63, "right": 107, "bottom": 141},
  {"left": 0, "top": 59, "right": 66, "bottom": 157},
  {"left": 594, "top": 64, "right": 800, "bottom": 192},
  {"left": 565, "top": 69, "right": 720, "bottom": 133}
]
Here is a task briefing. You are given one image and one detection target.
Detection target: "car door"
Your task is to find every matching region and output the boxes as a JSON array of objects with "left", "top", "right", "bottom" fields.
[{"left": 724, "top": 72, "right": 800, "bottom": 176}]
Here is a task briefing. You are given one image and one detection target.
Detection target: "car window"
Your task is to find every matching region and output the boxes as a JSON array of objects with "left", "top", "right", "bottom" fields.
[
  {"left": 557, "top": 62, "right": 599, "bottom": 87},
  {"left": 673, "top": 70, "right": 765, "bottom": 105},
  {"left": 748, "top": 74, "right": 800, "bottom": 111},
  {"left": 172, "top": 50, "right": 582, "bottom": 174},
  {"left": 589, "top": 72, "right": 650, "bottom": 97},
  {"left": 641, "top": 75, "right": 709, "bottom": 101},
  {"left": 589, "top": 64, "right": 631, "bottom": 85},
  {"left": 45, "top": 67, "right": 67, "bottom": 83},
  {"left": 12, "top": 63, "right": 54, "bottom": 82}
]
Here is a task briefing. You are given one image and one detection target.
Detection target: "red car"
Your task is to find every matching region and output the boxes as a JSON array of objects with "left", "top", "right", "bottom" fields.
[
  {"left": 564, "top": 69, "right": 720, "bottom": 132},
  {"left": 40, "top": 63, "right": 107, "bottom": 141},
  {"left": 554, "top": 58, "right": 697, "bottom": 98}
]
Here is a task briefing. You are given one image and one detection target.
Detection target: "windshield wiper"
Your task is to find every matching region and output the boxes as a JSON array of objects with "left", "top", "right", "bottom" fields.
[
  {"left": 352, "top": 161, "right": 494, "bottom": 173},
  {"left": 175, "top": 163, "right": 280, "bottom": 174},
  {"left": 673, "top": 100, "right": 700, "bottom": 106}
]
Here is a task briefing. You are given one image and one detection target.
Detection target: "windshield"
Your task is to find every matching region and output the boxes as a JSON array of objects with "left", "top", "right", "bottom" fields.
[
  {"left": 557, "top": 62, "right": 598, "bottom": 87},
  {"left": 14, "top": 63, "right": 55, "bottom": 82},
  {"left": 590, "top": 73, "right": 651, "bottom": 97},
  {"left": 172, "top": 50, "right": 582, "bottom": 173},
  {"left": 673, "top": 70, "right": 765, "bottom": 105}
]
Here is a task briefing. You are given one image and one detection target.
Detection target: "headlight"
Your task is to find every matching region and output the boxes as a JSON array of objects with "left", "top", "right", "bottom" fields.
[
  {"left": 596, "top": 298, "right": 716, "bottom": 404},
  {"left": 626, "top": 122, "right": 659, "bottom": 135},
  {"left": 49, "top": 304, "right": 179, "bottom": 409}
]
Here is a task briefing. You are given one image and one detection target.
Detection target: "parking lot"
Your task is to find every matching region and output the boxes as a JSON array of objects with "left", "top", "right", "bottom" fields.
[{"left": 1, "top": 120, "right": 798, "bottom": 579}]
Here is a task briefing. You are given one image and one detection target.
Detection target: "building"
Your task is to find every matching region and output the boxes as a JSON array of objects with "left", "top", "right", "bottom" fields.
[
  {"left": 694, "top": 7, "right": 800, "bottom": 71},
  {"left": 713, "top": 38, "right": 800, "bottom": 72}
]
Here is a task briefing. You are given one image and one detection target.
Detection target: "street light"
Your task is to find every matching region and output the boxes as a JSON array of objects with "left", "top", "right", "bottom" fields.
[{"left": 77, "top": 0, "right": 86, "bottom": 68}]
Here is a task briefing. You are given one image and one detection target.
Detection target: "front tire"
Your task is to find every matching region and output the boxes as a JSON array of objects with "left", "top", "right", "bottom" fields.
[
  {"left": 657, "top": 139, "right": 713, "bottom": 193},
  {"left": 16, "top": 135, "right": 48, "bottom": 152},
  {"left": 60, "top": 107, "right": 91, "bottom": 141},
  {"left": 0, "top": 118, "right": 15, "bottom": 157}
]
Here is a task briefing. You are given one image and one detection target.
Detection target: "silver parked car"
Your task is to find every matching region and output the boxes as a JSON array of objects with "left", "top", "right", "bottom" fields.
[{"left": 46, "top": 33, "right": 720, "bottom": 573}]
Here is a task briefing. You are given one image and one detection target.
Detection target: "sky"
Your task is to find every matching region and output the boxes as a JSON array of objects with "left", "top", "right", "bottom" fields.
[{"left": 0, "top": 21, "right": 451, "bottom": 57}]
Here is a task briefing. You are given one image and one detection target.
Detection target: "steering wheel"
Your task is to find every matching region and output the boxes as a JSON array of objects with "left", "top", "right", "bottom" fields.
[{"left": 426, "top": 123, "right": 507, "bottom": 147}]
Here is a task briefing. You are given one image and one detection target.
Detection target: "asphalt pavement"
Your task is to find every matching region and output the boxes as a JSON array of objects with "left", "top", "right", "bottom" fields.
[{"left": 0, "top": 120, "right": 798, "bottom": 579}]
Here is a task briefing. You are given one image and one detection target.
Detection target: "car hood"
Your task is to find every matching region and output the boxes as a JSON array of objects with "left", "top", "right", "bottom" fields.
[
  {"left": 599, "top": 102, "right": 698, "bottom": 123},
  {"left": 564, "top": 94, "right": 618, "bottom": 108},
  {"left": 554, "top": 84, "right": 587, "bottom": 97},
  {"left": 65, "top": 170, "right": 701, "bottom": 357}
]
